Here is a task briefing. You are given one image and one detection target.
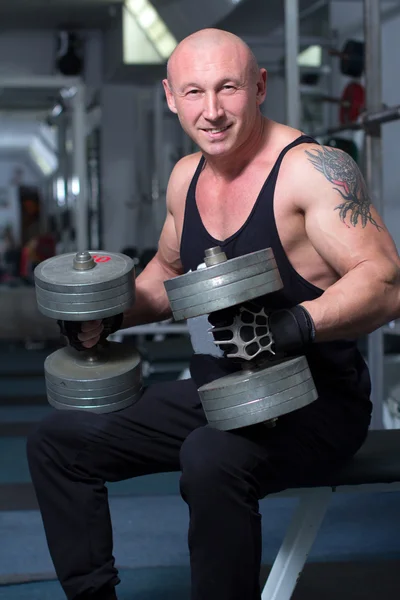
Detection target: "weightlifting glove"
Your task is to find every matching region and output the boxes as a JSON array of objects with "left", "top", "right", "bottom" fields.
[
  {"left": 208, "top": 303, "right": 315, "bottom": 360},
  {"left": 57, "top": 313, "right": 124, "bottom": 351},
  {"left": 269, "top": 305, "right": 316, "bottom": 353}
]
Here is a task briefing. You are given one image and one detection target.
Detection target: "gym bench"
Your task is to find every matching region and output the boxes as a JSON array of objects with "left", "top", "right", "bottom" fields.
[{"left": 261, "top": 429, "right": 400, "bottom": 600}]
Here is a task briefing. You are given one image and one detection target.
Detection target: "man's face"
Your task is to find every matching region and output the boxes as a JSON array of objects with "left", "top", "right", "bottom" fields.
[{"left": 163, "top": 44, "right": 266, "bottom": 157}]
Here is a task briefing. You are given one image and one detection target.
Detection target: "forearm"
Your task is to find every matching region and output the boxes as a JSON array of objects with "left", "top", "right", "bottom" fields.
[
  {"left": 302, "top": 263, "right": 400, "bottom": 341},
  {"left": 121, "top": 258, "right": 178, "bottom": 328}
]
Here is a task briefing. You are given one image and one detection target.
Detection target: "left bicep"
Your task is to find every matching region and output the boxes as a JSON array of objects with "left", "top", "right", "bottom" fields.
[{"left": 298, "top": 145, "right": 399, "bottom": 277}]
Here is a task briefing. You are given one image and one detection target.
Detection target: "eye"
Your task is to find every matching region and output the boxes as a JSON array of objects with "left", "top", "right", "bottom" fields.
[
  {"left": 221, "top": 85, "right": 236, "bottom": 93},
  {"left": 187, "top": 89, "right": 200, "bottom": 96}
]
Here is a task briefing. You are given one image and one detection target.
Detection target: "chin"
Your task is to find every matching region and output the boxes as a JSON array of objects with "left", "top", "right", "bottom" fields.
[
  {"left": 200, "top": 138, "right": 236, "bottom": 156},
  {"left": 206, "top": 146, "right": 232, "bottom": 157},
  {"left": 191, "top": 128, "right": 236, "bottom": 154}
]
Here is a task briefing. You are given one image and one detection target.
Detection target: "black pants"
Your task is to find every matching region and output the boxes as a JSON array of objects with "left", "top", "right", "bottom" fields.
[{"left": 27, "top": 355, "right": 371, "bottom": 600}]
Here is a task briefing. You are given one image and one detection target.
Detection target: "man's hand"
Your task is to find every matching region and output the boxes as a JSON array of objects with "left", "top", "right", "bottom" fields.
[
  {"left": 209, "top": 303, "right": 274, "bottom": 360},
  {"left": 208, "top": 303, "right": 315, "bottom": 359},
  {"left": 268, "top": 305, "right": 316, "bottom": 353},
  {"left": 58, "top": 314, "right": 123, "bottom": 351}
]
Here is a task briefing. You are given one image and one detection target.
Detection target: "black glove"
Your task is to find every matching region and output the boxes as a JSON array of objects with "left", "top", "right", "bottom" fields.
[
  {"left": 268, "top": 305, "right": 315, "bottom": 354},
  {"left": 57, "top": 313, "right": 124, "bottom": 351},
  {"left": 208, "top": 303, "right": 315, "bottom": 359}
]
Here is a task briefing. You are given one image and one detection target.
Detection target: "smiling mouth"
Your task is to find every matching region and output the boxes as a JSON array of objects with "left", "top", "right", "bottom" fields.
[{"left": 203, "top": 125, "right": 231, "bottom": 134}]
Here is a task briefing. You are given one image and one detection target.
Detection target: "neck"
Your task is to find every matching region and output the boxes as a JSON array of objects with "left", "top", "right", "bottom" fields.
[{"left": 203, "top": 115, "right": 271, "bottom": 180}]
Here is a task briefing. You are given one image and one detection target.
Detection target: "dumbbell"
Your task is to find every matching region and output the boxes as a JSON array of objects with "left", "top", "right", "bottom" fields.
[
  {"left": 164, "top": 247, "right": 318, "bottom": 431},
  {"left": 34, "top": 250, "right": 143, "bottom": 413}
]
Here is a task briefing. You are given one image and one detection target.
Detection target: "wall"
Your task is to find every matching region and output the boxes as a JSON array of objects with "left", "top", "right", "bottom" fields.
[
  {"left": 0, "top": 31, "right": 54, "bottom": 76},
  {"left": 0, "top": 29, "right": 102, "bottom": 87},
  {"left": 262, "top": 73, "right": 286, "bottom": 123},
  {"left": 100, "top": 84, "right": 141, "bottom": 253}
]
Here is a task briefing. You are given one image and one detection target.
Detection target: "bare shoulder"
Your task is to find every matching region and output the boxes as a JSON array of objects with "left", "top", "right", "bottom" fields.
[
  {"left": 283, "top": 142, "right": 368, "bottom": 212},
  {"left": 266, "top": 121, "right": 303, "bottom": 151},
  {"left": 167, "top": 152, "right": 202, "bottom": 213},
  {"left": 295, "top": 142, "right": 356, "bottom": 172},
  {"left": 285, "top": 142, "right": 358, "bottom": 186},
  {"left": 271, "top": 137, "right": 400, "bottom": 286}
]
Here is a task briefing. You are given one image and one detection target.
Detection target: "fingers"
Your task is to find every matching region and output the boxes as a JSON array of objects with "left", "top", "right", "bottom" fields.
[
  {"left": 80, "top": 320, "right": 103, "bottom": 333},
  {"left": 208, "top": 306, "right": 237, "bottom": 327},
  {"left": 78, "top": 320, "right": 104, "bottom": 348}
]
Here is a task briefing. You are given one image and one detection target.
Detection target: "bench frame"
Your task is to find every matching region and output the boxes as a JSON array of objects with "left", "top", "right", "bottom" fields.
[{"left": 261, "top": 483, "right": 400, "bottom": 600}]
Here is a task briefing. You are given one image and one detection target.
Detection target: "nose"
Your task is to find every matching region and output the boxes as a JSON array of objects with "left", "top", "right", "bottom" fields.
[{"left": 203, "top": 91, "right": 224, "bottom": 122}]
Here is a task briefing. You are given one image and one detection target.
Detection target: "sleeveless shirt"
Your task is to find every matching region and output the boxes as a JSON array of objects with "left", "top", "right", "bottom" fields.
[{"left": 179, "top": 135, "right": 372, "bottom": 411}]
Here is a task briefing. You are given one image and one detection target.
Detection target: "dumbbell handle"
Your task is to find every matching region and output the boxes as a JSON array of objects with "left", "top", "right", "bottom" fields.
[
  {"left": 70, "top": 340, "right": 110, "bottom": 365},
  {"left": 80, "top": 348, "right": 102, "bottom": 363},
  {"left": 73, "top": 251, "right": 96, "bottom": 271}
]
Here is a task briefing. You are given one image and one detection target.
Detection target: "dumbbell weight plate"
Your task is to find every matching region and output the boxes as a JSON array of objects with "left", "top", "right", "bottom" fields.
[
  {"left": 35, "top": 280, "right": 133, "bottom": 304},
  {"left": 34, "top": 251, "right": 135, "bottom": 320},
  {"left": 198, "top": 356, "right": 318, "bottom": 430},
  {"left": 165, "top": 248, "right": 283, "bottom": 320},
  {"left": 44, "top": 342, "right": 143, "bottom": 413},
  {"left": 36, "top": 290, "right": 133, "bottom": 321}
]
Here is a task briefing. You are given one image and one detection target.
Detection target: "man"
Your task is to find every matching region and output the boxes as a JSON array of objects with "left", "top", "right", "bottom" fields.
[{"left": 27, "top": 28, "right": 400, "bottom": 600}]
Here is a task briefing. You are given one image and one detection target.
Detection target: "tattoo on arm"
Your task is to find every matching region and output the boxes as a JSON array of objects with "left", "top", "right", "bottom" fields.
[{"left": 305, "top": 146, "right": 382, "bottom": 230}]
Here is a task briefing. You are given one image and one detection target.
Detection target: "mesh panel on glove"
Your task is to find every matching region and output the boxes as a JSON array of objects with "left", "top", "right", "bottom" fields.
[{"left": 208, "top": 303, "right": 315, "bottom": 359}]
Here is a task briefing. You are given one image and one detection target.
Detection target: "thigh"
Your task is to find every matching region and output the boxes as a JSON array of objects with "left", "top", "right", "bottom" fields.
[
  {"left": 182, "top": 396, "right": 370, "bottom": 500},
  {"left": 49, "top": 378, "right": 207, "bottom": 482},
  {"left": 241, "top": 395, "right": 371, "bottom": 497}
]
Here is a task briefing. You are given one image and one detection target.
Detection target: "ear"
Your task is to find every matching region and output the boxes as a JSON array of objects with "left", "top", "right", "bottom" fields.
[
  {"left": 256, "top": 69, "right": 267, "bottom": 106},
  {"left": 163, "top": 79, "right": 178, "bottom": 114}
]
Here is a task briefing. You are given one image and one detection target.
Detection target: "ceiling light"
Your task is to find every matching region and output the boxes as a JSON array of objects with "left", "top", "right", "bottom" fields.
[{"left": 124, "top": 0, "right": 177, "bottom": 63}]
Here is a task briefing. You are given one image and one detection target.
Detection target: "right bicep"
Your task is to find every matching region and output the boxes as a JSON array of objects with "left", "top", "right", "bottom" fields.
[
  {"left": 156, "top": 209, "right": 183, "bottom": 278},
  {"left": 151, "top": 152, "right": 200, "bottom": 278}
]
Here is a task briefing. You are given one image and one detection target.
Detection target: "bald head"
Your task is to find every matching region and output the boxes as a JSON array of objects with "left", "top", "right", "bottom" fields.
[{"left": 166, "top": 28, "right": 259, "bottom": 89}]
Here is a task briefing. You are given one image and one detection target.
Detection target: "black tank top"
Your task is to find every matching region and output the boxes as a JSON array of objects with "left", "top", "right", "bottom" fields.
[{"left": 180, "top": 135, "right": 372, "bottom": 411}]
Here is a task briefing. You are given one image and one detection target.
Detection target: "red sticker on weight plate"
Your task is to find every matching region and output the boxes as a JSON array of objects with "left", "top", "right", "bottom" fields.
[{"left": 92, "top": 255, "right": 111, "bottom": 263}]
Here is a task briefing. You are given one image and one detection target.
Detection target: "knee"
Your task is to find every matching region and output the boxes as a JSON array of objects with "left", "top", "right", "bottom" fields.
[
  {"left": 179, "top": 427, "right": 236, "bottom": 497},
  {"left": 27, "top": 409, "right": 96, "bottom": 465}
]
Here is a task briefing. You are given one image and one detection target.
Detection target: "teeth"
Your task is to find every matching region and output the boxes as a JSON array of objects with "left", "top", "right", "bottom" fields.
[{"left": 208, "top": 127, "right": 227, "bottom": 133}]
